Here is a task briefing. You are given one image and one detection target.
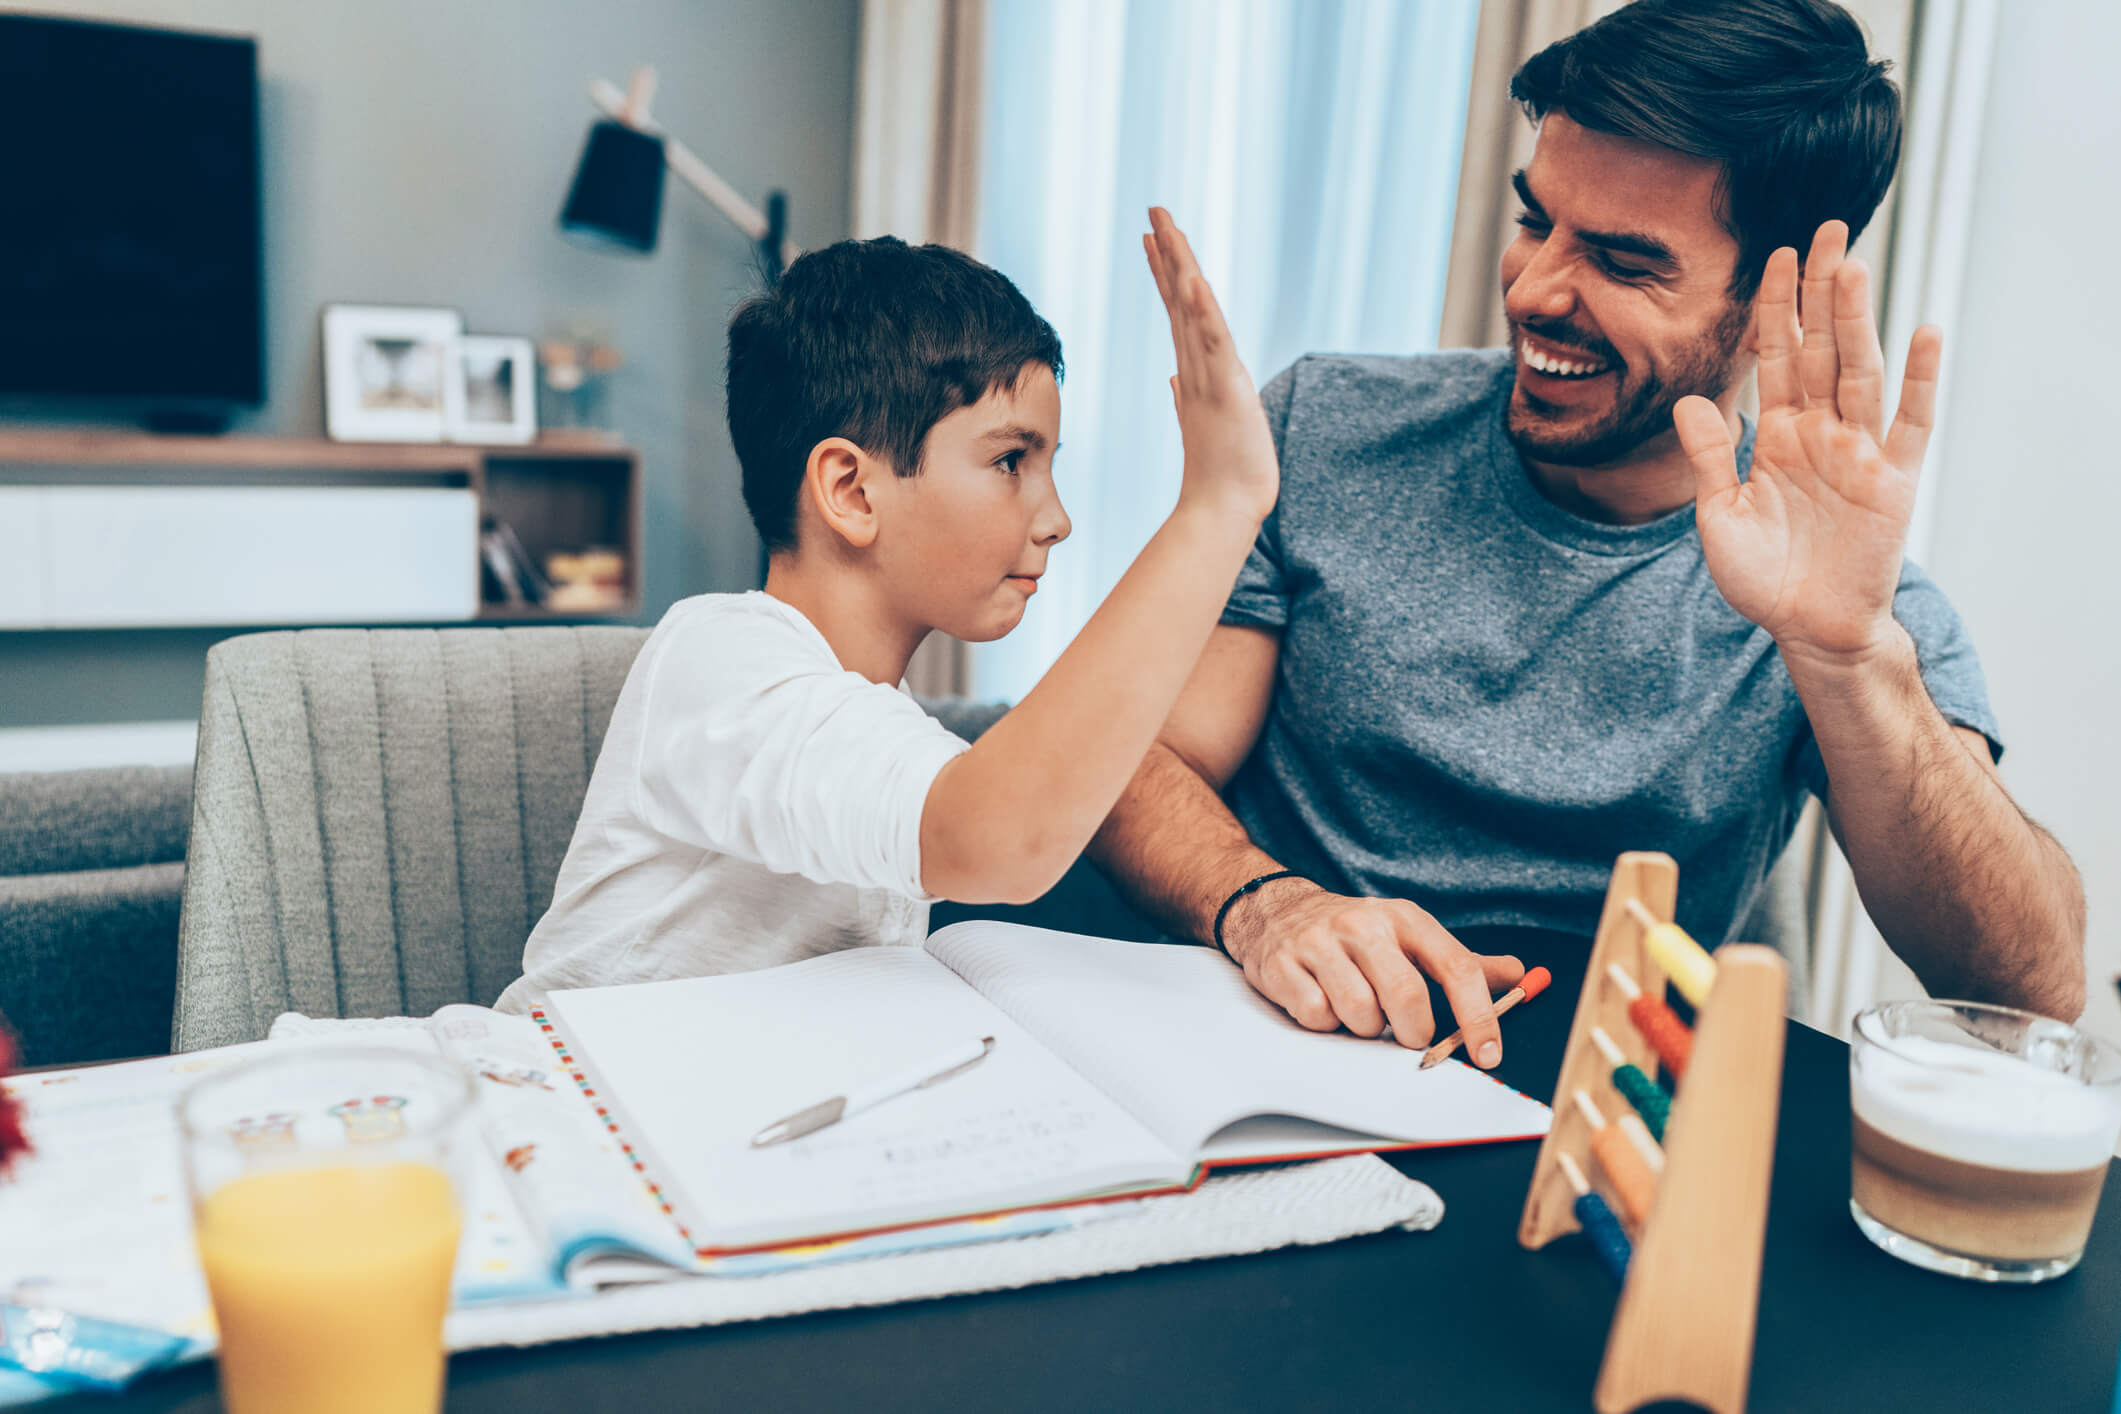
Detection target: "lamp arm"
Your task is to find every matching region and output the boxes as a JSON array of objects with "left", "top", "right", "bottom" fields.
[{"left": 588, "top": 76, "right": 800, "bottom": 270}]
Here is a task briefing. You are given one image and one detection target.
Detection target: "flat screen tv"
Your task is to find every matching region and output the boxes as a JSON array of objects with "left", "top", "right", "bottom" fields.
[{"left": 0, "top": 16, "right": 263, "bottom": 419}]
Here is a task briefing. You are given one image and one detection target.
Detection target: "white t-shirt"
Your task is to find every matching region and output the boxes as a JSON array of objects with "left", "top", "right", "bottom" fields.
[{"left": 494, "top": 592, "right": 971, "bottom": 1011}]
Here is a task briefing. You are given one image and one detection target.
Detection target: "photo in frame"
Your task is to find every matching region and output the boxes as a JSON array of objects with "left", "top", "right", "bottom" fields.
[
  {"left": 446, "top": 335, "right": 538, "bottom": 445},
  {"left": 322, "top": 304, "right": 463, "bottom": 443}
]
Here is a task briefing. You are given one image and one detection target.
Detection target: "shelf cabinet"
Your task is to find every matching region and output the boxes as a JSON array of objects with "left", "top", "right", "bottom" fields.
[{"left": 0, "top": 432, "right": 641, "bottom": 629}]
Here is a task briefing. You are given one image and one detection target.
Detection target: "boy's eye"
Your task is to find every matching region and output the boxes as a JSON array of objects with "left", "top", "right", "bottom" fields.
[{"left": 997, "top": 450, "right": 1024, "bottom": 476}]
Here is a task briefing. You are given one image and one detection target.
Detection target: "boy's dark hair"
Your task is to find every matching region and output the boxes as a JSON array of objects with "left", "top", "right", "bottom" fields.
[
  {"left": 1511, "top": 0, "right": 1901, "bottom": 299},
  {"left": 725, "top": 237, "right": 1064, "bottom": 554}
]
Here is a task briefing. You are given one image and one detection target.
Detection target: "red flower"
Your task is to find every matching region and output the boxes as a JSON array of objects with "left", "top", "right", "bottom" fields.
[{"left": 0, "top": 1026, "right": 29, "bottom": 1176}]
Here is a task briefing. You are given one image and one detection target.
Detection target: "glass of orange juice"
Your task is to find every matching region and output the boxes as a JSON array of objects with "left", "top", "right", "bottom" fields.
[{"left": 177, "top": 1046, "right": 476, "bottom": 1414}]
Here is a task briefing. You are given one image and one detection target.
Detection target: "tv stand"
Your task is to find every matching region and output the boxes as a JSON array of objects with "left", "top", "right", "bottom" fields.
[
  {"left": 141, "top": 407, "right": 235, "bottom": 436},
  {"left": 0, "top": 431, "right": 641, "bottom": 628}
]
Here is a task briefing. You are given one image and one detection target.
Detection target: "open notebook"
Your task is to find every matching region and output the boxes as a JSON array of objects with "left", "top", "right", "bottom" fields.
[{"left": 537, "top": 921, "right": 1551, "bottom": 1254}]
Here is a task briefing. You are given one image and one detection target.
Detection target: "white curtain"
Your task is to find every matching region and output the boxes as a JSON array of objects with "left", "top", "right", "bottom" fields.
[
  {"left": 851, "top": 0, "right": 987, "bottom": 696},
  {"left": 1804, "top": 0, "right": 1998, "bottom": 1033},
  {"left": 968, "top": 0, "right": 1483, "bottom": 703}
]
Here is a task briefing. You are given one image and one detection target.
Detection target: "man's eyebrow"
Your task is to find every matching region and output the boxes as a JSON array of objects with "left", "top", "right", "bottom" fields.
[
  {"left": 1512, "top": 168, "right": 1678, "bottom": 267},
  {"left": 979, "top": 424, "right": 1049, "bottom": 451},
  {"left": 1511, "top": 169, "right": 1546, "bottom": 218}
]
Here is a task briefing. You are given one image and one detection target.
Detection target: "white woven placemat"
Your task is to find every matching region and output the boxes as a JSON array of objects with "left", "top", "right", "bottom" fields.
[{"left": 446, "top": 1151, "right": 1440, "bottom": 1351}]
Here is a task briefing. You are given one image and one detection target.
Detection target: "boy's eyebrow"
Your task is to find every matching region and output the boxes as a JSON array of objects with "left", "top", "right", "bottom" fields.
[
  {"left": 1512, "top": 169, "right": 1679, "bottom": 268},
  {"left": 979, "top": 425, "right": 1050, "bottom": 451}
]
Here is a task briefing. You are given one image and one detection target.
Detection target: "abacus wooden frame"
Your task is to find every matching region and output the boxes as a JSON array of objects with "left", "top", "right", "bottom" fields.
[{"left": 1517, "top": 850, "right": 1788, "bottom": 1414}]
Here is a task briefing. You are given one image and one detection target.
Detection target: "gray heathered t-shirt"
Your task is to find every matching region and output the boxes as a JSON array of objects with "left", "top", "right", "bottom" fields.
[{"left": 1221, "top": 349, "right": 2002, "bottom": 946}]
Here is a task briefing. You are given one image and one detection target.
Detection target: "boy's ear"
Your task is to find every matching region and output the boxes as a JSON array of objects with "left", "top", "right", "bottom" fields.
[{"left": 803, "top": 437, "right": 882, "bottom": 550}]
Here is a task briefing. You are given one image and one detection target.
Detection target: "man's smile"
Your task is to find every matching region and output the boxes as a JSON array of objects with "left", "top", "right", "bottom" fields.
[{"left": 1516, "top": 329, "right": 1616, "bottom": 383}]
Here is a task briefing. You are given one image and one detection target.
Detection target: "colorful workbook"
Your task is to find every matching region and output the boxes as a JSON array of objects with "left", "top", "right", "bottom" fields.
[
  {"left": 0, "top": 1004, "right": 1085, "bottom": 1391},
  {"left": 535, "top": 921, "right": 1552, "bottom": 1255}
]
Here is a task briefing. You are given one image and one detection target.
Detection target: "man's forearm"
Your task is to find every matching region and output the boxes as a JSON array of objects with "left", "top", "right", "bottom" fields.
[
  {"left": 1088, "top": 742, "right": 1288, "bottom": 944},
  {"left": 1786, "top": 628, "right": 2086, "bottom": 1018}
]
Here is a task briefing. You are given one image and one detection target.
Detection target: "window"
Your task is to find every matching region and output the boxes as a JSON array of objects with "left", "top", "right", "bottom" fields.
[{"left": 972, "top": 0, "right": 1481, "bottom": 700}]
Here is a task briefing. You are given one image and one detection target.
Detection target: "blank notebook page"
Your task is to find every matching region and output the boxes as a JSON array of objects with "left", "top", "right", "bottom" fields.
[
  {"left": 925, "top": 923, "right": 1551, "bottom": 1157},
  {"left": 542, "top": 948, "right": 1181, "bottom": 1249}
]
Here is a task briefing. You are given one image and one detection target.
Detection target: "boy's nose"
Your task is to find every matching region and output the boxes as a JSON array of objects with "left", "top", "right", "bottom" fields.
[{"left": 1034, "top": 485, "right": 1072, "bottom": 547}]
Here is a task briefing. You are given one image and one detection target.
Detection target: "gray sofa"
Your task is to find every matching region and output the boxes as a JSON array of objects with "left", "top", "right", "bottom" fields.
[{"left": 0, "top": 764, "right": 192, "bottom": 1066}]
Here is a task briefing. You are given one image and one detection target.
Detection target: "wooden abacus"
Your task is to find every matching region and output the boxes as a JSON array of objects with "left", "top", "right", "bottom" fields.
[{"left": 1518, "top": 851, "right": 1788, "bottom": 1414}]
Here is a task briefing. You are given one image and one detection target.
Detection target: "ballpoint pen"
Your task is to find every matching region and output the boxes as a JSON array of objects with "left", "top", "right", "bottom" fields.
[{"left": 750, "top": 1034, "right": 997, "bottom": 1147}]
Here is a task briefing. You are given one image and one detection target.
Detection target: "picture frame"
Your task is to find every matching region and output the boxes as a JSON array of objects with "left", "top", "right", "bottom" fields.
[
  {"left": 445, "top": 335, "right": 539, "bottom": 445},
  {"left": 322, "top": 304, "right": 463, "bottom": 443}
]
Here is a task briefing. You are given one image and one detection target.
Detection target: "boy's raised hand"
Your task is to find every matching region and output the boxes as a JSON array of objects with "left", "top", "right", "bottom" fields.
[{"left": 1143, "top": 207, "right": 1279, "bottom": 527}]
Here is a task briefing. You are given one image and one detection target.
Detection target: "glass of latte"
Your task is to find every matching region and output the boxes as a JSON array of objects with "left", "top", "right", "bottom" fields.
[{"left": 1851, "top": 1000, "right": 2121, "bottom": 1283}]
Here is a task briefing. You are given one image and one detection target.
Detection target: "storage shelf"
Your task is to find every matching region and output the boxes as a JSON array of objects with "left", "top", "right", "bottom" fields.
[
  {"left": 0, "top": 431, "right": 642, "bottom": 629},
  {"left": 0, "top": 430, "right": 483, "bottom": 472}
]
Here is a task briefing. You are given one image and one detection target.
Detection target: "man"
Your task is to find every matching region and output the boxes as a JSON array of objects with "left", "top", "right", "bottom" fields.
[{"left": 1090, "top": 0, "right": 2086, "bottom": 1070}]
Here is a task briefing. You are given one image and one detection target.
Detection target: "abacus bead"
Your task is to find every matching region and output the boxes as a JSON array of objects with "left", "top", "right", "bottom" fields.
[
  {"left": 1628, "top": 994, "right": 1694, "bottom": 1079},
  {"left": 1589, "top": 1124, "right": 1659, "bottom": 1228},
  {"left": 1575, "top": 1191, "right": 1633, "bottom": 1285},
  {"left": 1613, "top": 1063, "right": 1672, "bottom": 1141},
  {"left": 1644, "top": 921, "right": 1717, "bottom": 1007}
]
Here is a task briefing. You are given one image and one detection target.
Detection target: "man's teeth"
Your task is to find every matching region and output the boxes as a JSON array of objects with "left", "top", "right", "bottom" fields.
[{"left": 1523, "top": 343, "right": 1609, "bottom": 378}]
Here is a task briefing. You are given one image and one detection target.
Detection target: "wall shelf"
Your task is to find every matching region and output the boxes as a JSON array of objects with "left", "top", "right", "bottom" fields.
[{"left": 0, "top": 432, "right": 642, "bottom": 628}]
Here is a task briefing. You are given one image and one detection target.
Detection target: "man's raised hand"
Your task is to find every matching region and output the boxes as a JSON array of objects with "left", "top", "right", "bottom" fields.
[
  {"left": 1143, "top": 206, "right": 1279, "bottom": 528},
  {"left": 1674, "top": 220, "right": 1944, "bottom": 664}
]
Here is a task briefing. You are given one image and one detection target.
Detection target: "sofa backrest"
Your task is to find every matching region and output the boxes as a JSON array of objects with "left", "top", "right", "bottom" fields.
[
  {"left": 174, "top": 626, "right": 651, "bottom": 1050},
  {"left": 0, "top": 764, "right": 192, "bottom": 1065}
]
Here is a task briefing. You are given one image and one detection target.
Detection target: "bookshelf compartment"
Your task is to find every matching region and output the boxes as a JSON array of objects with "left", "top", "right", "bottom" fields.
[{"left": 477, "top": 451, "right": 640, "bottom": 619}]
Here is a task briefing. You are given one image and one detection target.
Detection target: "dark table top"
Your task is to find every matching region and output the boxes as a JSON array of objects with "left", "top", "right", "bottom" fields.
[{"left": 69, "top": 929, "right": 2121, "bottom": 1413}]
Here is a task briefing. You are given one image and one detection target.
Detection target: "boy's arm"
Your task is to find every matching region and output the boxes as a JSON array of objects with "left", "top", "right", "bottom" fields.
[
  {"left": 1089, "top": 625, "right": 1525, "bottom": 1065},
  {"left": 919, "top": 210, "right": 1276, "bottom": 907}
]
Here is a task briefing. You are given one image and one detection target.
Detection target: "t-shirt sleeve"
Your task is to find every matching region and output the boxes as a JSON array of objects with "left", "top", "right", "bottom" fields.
[
  {"left": 1795, "top": 561, "right": 2004, "bottom": 800},
  {"left": 1220, "top": 361, "right": 1298, "bottom": 631},
  {"left": 632, "top": 608, "right": 971, "bottom": 899}
]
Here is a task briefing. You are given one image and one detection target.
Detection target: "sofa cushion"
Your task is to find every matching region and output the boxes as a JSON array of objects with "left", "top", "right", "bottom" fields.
[
  {"left": 0, "top": 765, "right": 191, "bottom": 877},
  {"left": 0, "top": 861, "right": 185, "bottom": 1066}
]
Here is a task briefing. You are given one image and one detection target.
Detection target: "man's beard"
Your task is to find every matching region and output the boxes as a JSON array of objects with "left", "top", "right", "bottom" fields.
[{"left": 1506, "top": 301, "right": 1750, "bottom": 468}]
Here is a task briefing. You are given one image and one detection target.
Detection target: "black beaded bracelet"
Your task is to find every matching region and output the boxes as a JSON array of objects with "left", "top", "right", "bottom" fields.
[{"left": 1211, "top": 870, "right": 1307, "bottom": 955}]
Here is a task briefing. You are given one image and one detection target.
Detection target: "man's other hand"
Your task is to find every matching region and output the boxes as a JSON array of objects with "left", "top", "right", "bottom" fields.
[{"left": 1221, "top": 883, "right": 1526, "bottom": 1067}]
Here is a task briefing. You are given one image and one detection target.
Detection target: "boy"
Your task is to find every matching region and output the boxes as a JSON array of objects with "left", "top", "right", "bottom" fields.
[{"left": 495, "top": 210, "right": 1274, "bottom": 1007}]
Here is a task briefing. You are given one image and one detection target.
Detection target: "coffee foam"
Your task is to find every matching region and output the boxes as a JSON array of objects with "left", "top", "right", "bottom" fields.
[{"left": 1852, "top": 1033, "right": 2121, "bottom": 1173}]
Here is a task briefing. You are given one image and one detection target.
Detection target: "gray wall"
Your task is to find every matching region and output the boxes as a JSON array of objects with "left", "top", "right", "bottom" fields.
[{"left": 0, "top": 0, "right": 859, "bottom": 728}]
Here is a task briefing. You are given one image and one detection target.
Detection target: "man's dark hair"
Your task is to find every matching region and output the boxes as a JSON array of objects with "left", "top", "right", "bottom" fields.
[
  {"left": 1511, "top": 0, "right": 1902, "bottom": 299},
  {"left": 725, "top": 237, "right": 1064, "bottom": 554}
]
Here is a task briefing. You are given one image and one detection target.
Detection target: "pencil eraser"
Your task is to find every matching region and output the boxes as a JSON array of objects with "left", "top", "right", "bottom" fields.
[{"left": 1518, "top": 967, "right": 1552, "bottom": 1001}]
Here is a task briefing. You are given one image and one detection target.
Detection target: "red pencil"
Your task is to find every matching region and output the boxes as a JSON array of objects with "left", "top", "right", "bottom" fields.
[{"left": 1418, "top": 967, "right": 1552, "bottom": 1069}]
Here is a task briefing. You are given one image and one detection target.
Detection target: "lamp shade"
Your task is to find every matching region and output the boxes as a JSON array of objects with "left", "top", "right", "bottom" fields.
[{"left": 558, "top": 120, "right": 667, "bottom": 254}]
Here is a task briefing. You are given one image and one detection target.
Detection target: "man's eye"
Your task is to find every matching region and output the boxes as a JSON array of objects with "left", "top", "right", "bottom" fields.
[
  {"left": 1595, "top": 253, "right": 1653, "bottom": 282},
  {"left": 1514, "top": 211, "right": 1549, "bottom": 235}
]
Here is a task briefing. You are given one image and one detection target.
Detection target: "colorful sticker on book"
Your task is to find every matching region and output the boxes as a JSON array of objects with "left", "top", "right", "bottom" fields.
[{"left": 326, "top": 1096, "right": 410, "bottom": 1143}]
